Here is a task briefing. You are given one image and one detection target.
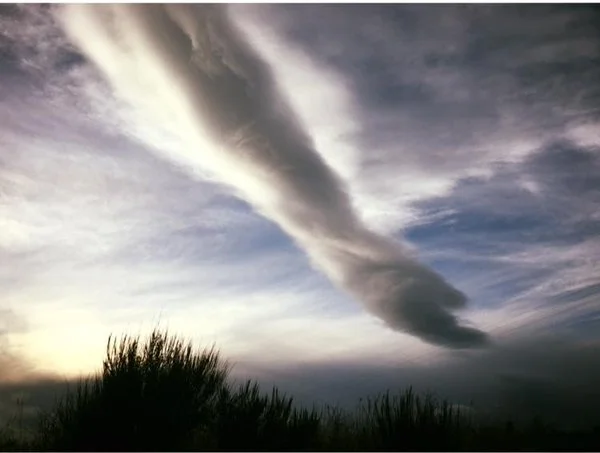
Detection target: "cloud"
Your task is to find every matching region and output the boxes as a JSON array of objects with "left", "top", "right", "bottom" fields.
[
  {"left": 0, "top": 377, "right": 68, "bottom": 429},
  {"left": 0, "top": 308, "right": 38, "bottom": 383},
  {"left": 240, "top": 333, "right": 600, "bottom": 430},
  {"left": 398, "top": 139, "right": 600, "bottom": 341},
  {"left": 2, "top": 4, "right": 599, "bottom": 431},
  {"left": 56, "top": 4, "right": 488, "bottom": 348},
  {"left": 236, "top": 5, "right": 600, "bottom": 236}
]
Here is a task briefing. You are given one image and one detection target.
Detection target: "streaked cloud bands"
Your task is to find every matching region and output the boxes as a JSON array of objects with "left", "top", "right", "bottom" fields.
[{"left": 58, "top": 4, "right": 488, "bottom": 348}]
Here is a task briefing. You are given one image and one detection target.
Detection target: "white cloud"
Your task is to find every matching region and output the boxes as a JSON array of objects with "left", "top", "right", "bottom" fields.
[
  {"left": 56, "top": 4, "right": 488, "bottom": 349},
  {"left": 2, "top": 4, "right": 599, "bottom": 382}
]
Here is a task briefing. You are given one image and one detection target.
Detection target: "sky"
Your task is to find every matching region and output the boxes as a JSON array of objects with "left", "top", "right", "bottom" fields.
[{"left": 1, "top": 3, "right": 600, "bottom": 429}]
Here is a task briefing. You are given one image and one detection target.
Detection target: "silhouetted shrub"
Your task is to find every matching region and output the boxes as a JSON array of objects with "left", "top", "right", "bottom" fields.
[
  {"left": 352, "top": 388, "right": 466, "bottom": 450},
  {"left": 34, "top": 330, "right": 228, "bottom": 451},
  {"left": 212, "top": 380, "right": 320, "bottom": 451},
  {"left": 0, "top": 428, "right": 25, "bottom": 452}
]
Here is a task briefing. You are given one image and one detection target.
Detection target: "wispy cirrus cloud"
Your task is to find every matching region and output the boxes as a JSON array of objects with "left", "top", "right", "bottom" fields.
[{"left": 402, "top": 139, "right": 600, "bottom": 342}]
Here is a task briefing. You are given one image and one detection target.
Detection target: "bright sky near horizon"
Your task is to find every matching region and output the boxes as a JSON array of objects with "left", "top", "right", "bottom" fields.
[{"left": 1, "top": 3, "right": 600, "bottom": 427}]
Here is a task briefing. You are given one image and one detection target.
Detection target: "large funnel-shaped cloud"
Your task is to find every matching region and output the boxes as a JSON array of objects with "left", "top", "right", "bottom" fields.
[{"left": 58, "top": 4, "right": 488, "bottom": 348}]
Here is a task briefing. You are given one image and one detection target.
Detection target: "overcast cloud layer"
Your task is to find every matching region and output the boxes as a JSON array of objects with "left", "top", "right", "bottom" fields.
[{"left": 0, "top": 4, "right": 599, "bottom": 428}]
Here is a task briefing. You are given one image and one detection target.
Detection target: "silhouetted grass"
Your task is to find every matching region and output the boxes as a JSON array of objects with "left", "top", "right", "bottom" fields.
[
  {"left": 1, "top": 328, "right": 599, "bottom": 451},
  {"left": 32, "top": 330, "right": 228, "bottom": 451}
]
